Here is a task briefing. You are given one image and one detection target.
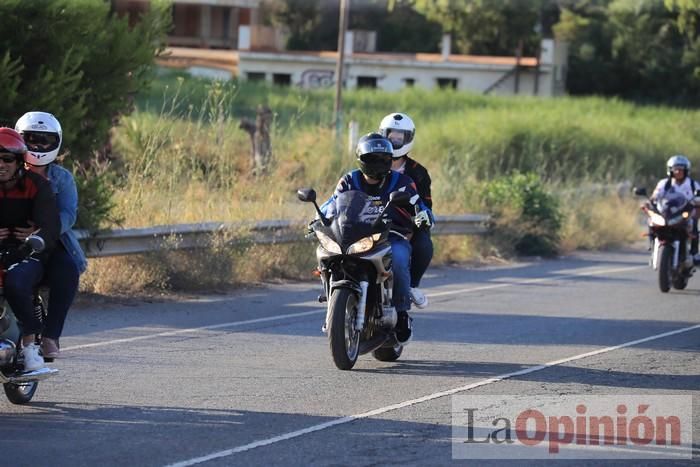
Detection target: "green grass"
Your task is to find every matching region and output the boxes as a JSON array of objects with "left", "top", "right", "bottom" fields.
[{"left": 80, "top": 72, "right": 691, "bottom": 294}]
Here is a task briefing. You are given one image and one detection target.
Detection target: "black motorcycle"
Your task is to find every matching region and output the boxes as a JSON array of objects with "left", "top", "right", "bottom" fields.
[
  {"left": 0, "top": 235, "right": 58, "bottom": 404},
  {"left": 635, "top": 187, "right": 696, "bottom": 292},
  {"left": 298, "top": 188, "right": 412, "bottom": 370}
]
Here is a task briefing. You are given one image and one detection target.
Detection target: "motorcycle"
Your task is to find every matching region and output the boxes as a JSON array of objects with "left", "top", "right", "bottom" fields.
[
  {"left": 297, "top": 187, "right": 412, "bottom": 370},
  {"left": 0, "top": 235, "right": 58, "bottom": 404},
  {"left": 635, "top": 187, "right": 697, "bottom": 292}
]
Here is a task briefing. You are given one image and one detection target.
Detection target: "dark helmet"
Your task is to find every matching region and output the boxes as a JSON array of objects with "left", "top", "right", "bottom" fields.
[
  {"left": 355, "top": 133, "right": 393, "bottom": 180},
  {"left": 667, "top": 154, "right": 691, "bottom": 178}
]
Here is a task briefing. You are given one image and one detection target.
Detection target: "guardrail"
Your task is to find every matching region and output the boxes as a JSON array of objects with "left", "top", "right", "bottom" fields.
[{"left": 74, "top": 214, "right": 490, "bottom": 258}]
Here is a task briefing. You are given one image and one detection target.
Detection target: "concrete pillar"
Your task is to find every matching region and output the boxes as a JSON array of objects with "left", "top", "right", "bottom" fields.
[{"left": 441, "top": 34, "right": 451, "bottom": 60}]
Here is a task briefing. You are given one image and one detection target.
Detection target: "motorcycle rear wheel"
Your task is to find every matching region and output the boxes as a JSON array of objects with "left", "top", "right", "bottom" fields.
[
  {"left": 4, "top": 382, "right": 37, "bottom": 404},
  {"left": 658, "top": 245, "right": 673, "bottom": 293},
  {"left": 672, "top": 276, "right": 688, "bottom": 290},
  {"left": 328, "top": 288, "right": 360, "bottom": 370},
  {"left": 372, "top": 343, "right": 403, "bottom": 362}
]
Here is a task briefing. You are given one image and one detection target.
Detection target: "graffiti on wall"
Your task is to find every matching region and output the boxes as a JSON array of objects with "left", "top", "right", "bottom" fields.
[{"left": 299, "top": 69, "right": 334, "bottom": 89}]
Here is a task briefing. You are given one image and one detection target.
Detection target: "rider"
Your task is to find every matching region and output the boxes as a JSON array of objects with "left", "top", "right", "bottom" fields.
[
  {"left": 15, "top": 112, "right": 87, "bottom": 359},
  {"left": 320, "top": 133, "right": 430, "bottom": 343},
  {"left": 0, "top": 128, "right": 60, "bottom": 371},
  {"left": 651, "top": 155, "right": 700, "bottom": 263},
  {"left": 378, "top": 112, "right": 434, "bottom": 309}
]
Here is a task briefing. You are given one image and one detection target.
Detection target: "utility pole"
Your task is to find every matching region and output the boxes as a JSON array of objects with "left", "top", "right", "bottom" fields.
[{"left": 333, "top": 0, "right": 350, "bottom": 139}]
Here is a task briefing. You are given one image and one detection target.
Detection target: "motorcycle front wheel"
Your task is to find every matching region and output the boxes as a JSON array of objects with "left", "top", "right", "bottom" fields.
[
  {"left": 4, "top": 382, "right": 38, "bottom": 404},
  {"left": 658, "top": 244, "right": 673, "bottom": 293},
  {"left": 328, "top": 287, "right": 360, "bottom": 370}
]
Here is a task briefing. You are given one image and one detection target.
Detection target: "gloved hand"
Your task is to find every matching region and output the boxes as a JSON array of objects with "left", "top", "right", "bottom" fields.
[{"left": 414, "top": 210, "right": 432, "bottom": 230}]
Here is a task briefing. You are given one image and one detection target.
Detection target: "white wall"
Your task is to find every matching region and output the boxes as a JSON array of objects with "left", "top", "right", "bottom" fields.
[{"left": 237, "top": 51, "right": 558, "bottom": 97}]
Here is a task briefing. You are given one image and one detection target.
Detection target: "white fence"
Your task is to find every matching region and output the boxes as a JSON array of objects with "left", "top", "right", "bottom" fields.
[{"left": 75, "top": 214, "right": 490, "bottom": 258}]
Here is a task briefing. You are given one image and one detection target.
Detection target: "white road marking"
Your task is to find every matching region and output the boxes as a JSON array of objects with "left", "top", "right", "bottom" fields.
[
  {"left": 165, "top": 322, "right": 700, "bottom": 466},
  {"left": 64, "top": 265, "right": 644, "bottom": 352},
  {"left": 61, "top": 310, "right": 323, "bottom": 352}
]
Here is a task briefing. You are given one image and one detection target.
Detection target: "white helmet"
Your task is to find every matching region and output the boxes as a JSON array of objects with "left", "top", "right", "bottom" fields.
[
  {"left": 15, "top": 111, "right": 62, "bottom": 166},
  {"left": 666, "top": 154, "right": 691, "bottom": 178},
  {"left": 378, "top": 112, "right": 415, "bottom": 158}
]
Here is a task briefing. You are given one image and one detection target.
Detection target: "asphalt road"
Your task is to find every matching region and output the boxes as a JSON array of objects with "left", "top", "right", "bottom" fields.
[{"left": 1, "top": 248, "right": 698, "bottom": 466}]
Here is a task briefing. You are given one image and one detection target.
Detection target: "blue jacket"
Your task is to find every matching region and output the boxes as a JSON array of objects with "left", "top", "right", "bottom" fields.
[
  {"left": 46, "top": 164, "right": 88, "bottom": 273},
  {"left": 321, "top": 170, "right": 431, "bottom": 235}
]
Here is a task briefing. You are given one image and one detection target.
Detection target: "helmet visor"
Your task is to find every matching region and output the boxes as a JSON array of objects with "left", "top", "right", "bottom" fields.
[
  {"left": 359, "top": 152, "right": 392, "bottom": 165},
  {"left": 23, "top": 131, "right": 60, "bottom": 153}
]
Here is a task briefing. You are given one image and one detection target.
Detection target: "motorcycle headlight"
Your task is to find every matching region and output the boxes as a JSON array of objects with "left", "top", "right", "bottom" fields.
[
  {"left": 316, "top": 231, "right": 342, "bottom": 254},
  {"left": 649, "top": 212, "right": 666, "bottom": 226},
  {"left": 346, "top": 233, "right": 382, "bottom": 255}
]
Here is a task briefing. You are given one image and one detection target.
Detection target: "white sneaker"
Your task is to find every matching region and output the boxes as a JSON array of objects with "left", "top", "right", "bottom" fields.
[
  {"left": 21, "top": 343, "right": 45, "bottom": 372},
  {"left": 409, "top": 287, "right": 428, "bottom": 309}
]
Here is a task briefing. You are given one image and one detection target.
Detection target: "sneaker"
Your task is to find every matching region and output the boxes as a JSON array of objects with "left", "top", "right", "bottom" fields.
[
  {"left": 409, "top": 287, "right": 428, "bottom": 309},
  {"left": 21, "top": 343, "right": 45, "bottom": 372},
  {"left": 395, "top": 311, "right": 413, "bottom": 344},
  {"left": 41, "top": 337, "right": 60, "bottom": 359}
]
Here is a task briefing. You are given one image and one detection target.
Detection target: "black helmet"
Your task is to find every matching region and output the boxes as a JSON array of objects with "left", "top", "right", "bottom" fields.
[{"left": 355, "top": 133, "right": 393, "bottom": 180}]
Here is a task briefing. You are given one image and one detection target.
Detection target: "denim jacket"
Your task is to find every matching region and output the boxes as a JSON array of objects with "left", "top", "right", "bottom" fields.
[{"left": 46, "top": 164, "right": 88, "bottom": 273}]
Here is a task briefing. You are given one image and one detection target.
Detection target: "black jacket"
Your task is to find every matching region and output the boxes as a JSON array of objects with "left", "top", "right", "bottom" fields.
[
  {"left": 0, "top": 171, "right": 60, "bottom": 266},
  {"left": 403, "top": 157, "right": 432, "bottom": 209}
]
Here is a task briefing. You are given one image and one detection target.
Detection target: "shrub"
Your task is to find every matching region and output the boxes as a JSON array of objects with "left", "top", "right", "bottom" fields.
[{"left": 481, "top": 173, "right": 563, "bottom": 257}]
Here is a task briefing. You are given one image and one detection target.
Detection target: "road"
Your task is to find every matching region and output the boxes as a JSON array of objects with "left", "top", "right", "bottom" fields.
[{"left": 1, "top": 248, "right": 698, "bottom": 466}]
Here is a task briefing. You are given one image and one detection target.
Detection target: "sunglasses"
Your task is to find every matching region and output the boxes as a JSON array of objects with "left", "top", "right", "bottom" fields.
[{"left": 0, "top": 155, "right": 18, "bottom": 163}]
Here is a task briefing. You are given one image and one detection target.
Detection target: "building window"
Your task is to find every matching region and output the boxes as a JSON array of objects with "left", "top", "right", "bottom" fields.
[
  {"left": 357, "top": 76, "right": 377, "bottom": 88},
  {"left": 247, "top": 72, "right": 266, "bottom": 82},
  {"left": 437, "top": 78, "right": 458, "bottom": 89},
  {"left": 403, "top": 78, "right": 415, "bottom": 87},
  {"left": 273, "top": 73, "right": 291, "bottom": 86}
]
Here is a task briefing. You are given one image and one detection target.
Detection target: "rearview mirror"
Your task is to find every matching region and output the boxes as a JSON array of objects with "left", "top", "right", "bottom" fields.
[
  {"left": 297, "top": 188, "right": 316, "bottom": 203},
  {"left": 633, "top": 187, "right": 648, "bottom": 197},
  {"left": 388, "top": 191, "right": 411, "bottom": 205}
]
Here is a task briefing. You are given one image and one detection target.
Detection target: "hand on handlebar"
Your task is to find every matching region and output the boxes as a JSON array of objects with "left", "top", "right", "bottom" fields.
[
  {"left": 414, "top": 210, "right": 432, "bottom": 231},
  {"left": 13, "top": 222, "right": 37, "bottom": 242}
]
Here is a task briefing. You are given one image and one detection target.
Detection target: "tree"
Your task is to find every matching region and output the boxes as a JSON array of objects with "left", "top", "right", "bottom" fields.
[
  {"left": 412, "top": 0, "right": 544, "bottom": 56},
  {"left": 0, "top": 0, "right": 170, "bottom": 228}
]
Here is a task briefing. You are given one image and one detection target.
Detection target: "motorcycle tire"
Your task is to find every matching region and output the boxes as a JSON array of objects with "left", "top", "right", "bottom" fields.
[
  {"left": 372, "top": 343, "right": 403, "bottom": 362},
  {"left": 328, "top": 287, "right": 360, "bottom": 370},
  {"left": 3, "top": 382, "right": 37, "bottom": 404},
  {"left": 673, "top": 276, "right": 688, "bottom": 290},
  {"left": 658, "top": 244, "right": 673, "bottom": 293}
]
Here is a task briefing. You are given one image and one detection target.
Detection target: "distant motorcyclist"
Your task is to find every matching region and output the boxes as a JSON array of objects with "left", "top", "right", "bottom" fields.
[
  {"left": 320, "top": 133, "right": 431, "bottom": 343},
  {"left": 651, "top": 155, "right": 700, "bottom": 263},
  {"left": 379, "top": 112, "right": 434, "bottom": 309}
]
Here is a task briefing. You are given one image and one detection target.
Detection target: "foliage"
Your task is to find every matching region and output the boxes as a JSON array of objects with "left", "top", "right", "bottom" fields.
[
  {"left": 555, "top": 0, "right": 700, "bottom": 104},
  {"left": 412, "top": 0, "right": 546, "bottom": 56},
  {"left": 0, "top": 0, "right": 169, "bottom": 229},
  {"left": 479, "top": 173, "right": 562, "bottom": 257}
]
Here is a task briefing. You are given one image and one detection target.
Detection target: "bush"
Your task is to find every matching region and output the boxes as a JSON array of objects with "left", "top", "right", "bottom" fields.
[
  {"left": 0, "top": 0, "right": 169, "bottom": 229},
  {"left": 480, "top": 173, "right": 563, "bottom": 257}
]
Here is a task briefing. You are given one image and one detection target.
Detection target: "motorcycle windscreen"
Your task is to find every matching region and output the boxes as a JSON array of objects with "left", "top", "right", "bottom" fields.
[
  {"left": 657, "top": 191, "right": 689, "bottom": 216},
  {"left": 328, "top": 191, "right": 380, "bottom": 245}
]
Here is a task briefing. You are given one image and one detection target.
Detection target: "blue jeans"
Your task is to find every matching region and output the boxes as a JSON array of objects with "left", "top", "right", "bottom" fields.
[
  {"left": 390, "top": 236, "right": 412, "bottom": 312},
  {"left": 410, "top": 229, "right": 433, "bottom": 288},
  {"left": 4, "top": 258, "right": 45, "bottom": 336},
  {"left": 43, "top": 244, "right": 80, "bottom": 340}
]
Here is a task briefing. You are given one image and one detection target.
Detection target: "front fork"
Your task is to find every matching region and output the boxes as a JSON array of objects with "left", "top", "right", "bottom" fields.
[
  {"left": 321, "top": 277, "right": 369, "bottom": 333},
  {"left": 652, "top": 238, "right": 681, "bottom": 270}
]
